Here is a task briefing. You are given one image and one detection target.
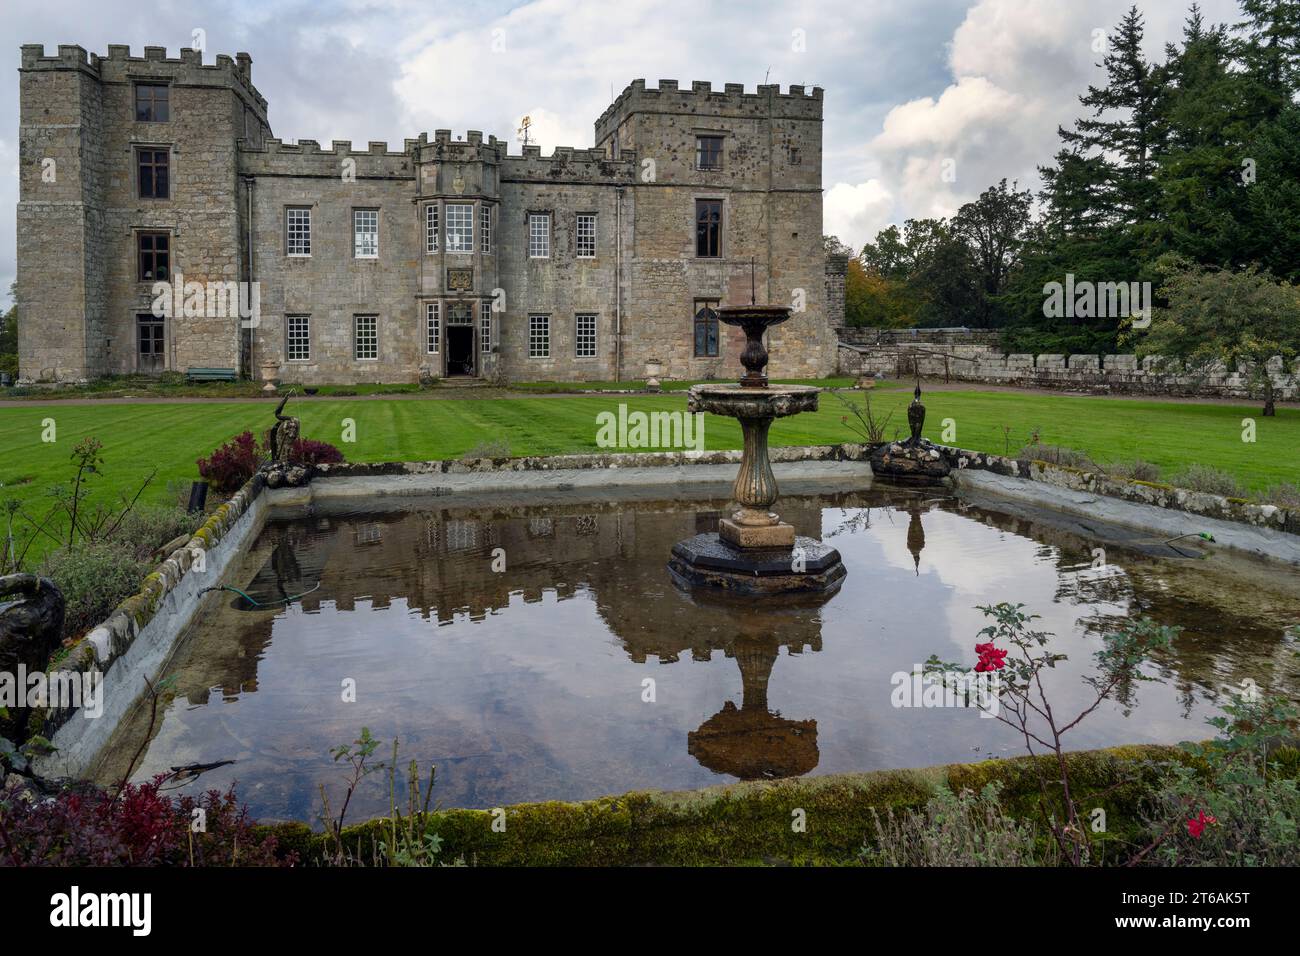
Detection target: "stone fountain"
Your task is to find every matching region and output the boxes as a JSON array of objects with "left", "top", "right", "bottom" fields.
[{"left": 668, "top": 304, "right": 846, "bottom": 595}]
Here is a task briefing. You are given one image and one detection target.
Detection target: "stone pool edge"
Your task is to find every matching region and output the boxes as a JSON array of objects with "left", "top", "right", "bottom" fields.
[
  {"left": 31, "top": 475, "right": 273, "bottom": 778},
  {"left": 939, "top": 446, "right": 1300, "bottom": 565},
  {"left": 31, "top": 441, "right": 1299, "bottom": 779},
  {"left": 255, "top": 741, "right": 1300, "bottom": 865}
]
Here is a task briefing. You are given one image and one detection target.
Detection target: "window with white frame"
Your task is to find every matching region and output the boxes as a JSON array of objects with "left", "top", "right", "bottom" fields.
[
  {"left": 286, "top": 207, "right": 311, "bottom": 256},
  {"left": 576, "top": 214, "right": 596, "bottom": 258},
  {"left": 354, "top": 209, "right": 378, "bottom": 258},
  {"left": 575, "top": 313, "right": 597, "bottom": 357},
  {"left": 480, "top": 205, "right": 492, "bottom": 253},
  {"left": 354, "top": 315, "right": 378, "bottom": 360},
  {"left": 426, "top": 302, "right": 440, "bottom": 354},
  {"left": 528, "top": 314, "right": 550, "bottom": 357},
  {"left": 481, "top": 304, "right": 491, "bottom": 353},
  {"left": 445, "top": 203, "right": 473, "bottom": 253},
  {"left": 286, "top": 315, "right": 311, "bottom": 361},
  {"left": 528, "top": 213, "right": 550, "bottom": 258},
  {"left": 425, "top": 204, "right": 439, "bottom": 253}
]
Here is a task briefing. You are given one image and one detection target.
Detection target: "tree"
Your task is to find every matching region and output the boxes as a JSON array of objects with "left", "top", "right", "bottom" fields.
[
  {"left": 953, "top": 179, "right": 1034, "bottom": 326},
  {"left": 1136, "top": 258, "right": 1300, "bottom": 415},
  {"left": 847, "top": 260, "right": 915, "bottom": 328},
  {"left": 1058, "top": 5, "right": 1167, "bottom": 226},
  {"left": 0, "top": 283, "right": 17, "bottom": 379},
  {"left": 858, "top": 219, "right": 981, "bottom": 328},
  {"left": 1156, "top": 7, "right": 1253, "bottom": 267},
  {"left": 1240, "top": 103, "right": 1300, "bottom": 281},
  {"left": 1235, "top": 0, "right": 1300, "bottom": 121},
  {"left": 823, "top": 235, "right": 853, "bottom": 257}
]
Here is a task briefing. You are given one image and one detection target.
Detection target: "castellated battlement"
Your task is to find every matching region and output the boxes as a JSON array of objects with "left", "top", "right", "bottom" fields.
[
  {"left": 499, "top": 144, "right": 638, "bottom": 184},
  {"left": 19, "top": 43, "right": 266, "bottom": 114},
  {"left": 416, "top": 130, "right": 506, "bottom": 163},
  {"left": 407, "top": 130, "right": 638, "bottom": 183},
  {"left": 595, "top": 78, "right": 823, "bottom": 143},
  {"left": 239, "top": 137, "right": 416, "bottom": 178}
]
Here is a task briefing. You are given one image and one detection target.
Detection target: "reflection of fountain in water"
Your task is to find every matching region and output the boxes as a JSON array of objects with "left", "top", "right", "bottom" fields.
[
  {"left": 667, "top": 586, "right": 833, "bottom": 782},
  {"left": 688, "top": 636, "right": 819, "bottom": 780}
]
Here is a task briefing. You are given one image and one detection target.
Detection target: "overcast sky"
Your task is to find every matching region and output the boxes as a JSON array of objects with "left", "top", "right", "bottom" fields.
[{"left": 1, "top": 0, "right": 1243, "bottom": 308}]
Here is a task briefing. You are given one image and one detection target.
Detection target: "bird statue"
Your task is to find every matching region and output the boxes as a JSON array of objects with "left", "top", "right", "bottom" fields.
[{"left": 906, "top": 379, "right": 926, "bottom": 447}]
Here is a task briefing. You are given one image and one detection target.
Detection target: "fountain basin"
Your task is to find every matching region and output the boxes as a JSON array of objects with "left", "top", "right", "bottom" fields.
[
  {"left": 676, "top": 382, "right": 845, "bottom": 586},
  {"left": 687, "top": 382, "right": 820, "bottom": 417}
]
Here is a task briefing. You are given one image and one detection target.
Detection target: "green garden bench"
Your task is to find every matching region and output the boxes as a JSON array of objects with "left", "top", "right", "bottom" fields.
[{"left": 185, "top": 367, "right": 239, "bottom": 382}]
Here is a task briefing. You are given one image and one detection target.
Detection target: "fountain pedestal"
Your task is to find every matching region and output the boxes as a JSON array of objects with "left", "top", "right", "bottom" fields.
[
  {"left": 667, "top": 305, "right": 846, "bottom": 596},
  {"left": 693, "top": 383, "right": 817, "bottom": 549}
]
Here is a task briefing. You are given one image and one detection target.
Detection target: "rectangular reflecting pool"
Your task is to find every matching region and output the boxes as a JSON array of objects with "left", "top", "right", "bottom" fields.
[{"left": 92, "top": 482, "right": 1300, "bottom": 825}]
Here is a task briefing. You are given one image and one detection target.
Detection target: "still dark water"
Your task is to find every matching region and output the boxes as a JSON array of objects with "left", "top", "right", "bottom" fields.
[{"left": 94, "top": 484, "right": 1300, "bottom": 824}]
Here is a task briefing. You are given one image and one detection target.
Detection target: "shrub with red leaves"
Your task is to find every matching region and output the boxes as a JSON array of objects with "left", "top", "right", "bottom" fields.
[
  {"left": 0, "top": 775, "right": 292, "bottom": 867},
  {"left": 288, "top": 438, "right": 346, "bottom": 467},
  {"left": 197, "top": 431, "right": 264, "bottom": 493}
]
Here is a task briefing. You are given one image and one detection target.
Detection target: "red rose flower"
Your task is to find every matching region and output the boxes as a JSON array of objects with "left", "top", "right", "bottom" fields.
[{"left": 1186, "top": 810, "right": 1218, "bottom": 839}]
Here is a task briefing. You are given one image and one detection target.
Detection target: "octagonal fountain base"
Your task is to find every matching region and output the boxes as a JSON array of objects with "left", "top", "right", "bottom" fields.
[{"left": 668, "top": 533, "right": 846, "bottom": 597}]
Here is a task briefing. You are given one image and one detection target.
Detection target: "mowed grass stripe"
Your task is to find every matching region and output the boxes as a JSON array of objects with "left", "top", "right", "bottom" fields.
[{"left": 0, "top": 391, "right": 1295, "bottom": 538}]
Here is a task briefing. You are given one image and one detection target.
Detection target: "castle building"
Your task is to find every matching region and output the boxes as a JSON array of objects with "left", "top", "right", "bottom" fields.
[{"left": 17, "top": 45, "right": 843, "bottom": 384}]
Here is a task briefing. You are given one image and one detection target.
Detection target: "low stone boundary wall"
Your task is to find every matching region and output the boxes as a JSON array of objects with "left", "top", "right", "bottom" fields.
[
  {"left": 837, "top": 328, "right": 1299, "bottom": 400},
  {"left": 275, "top": 445, "right": 872, "bottom": 504}
]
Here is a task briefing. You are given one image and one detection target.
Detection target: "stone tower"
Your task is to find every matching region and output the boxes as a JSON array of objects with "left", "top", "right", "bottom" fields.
[
  {"left": 594, "top": 80, "right": 832, "bottom": 379},
  {"left": 17, "top": 44, "right": 267, "bottom": 381}
]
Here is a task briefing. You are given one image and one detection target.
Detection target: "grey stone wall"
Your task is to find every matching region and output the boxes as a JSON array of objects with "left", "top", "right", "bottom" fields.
[{"left": 241, "top": 139, "right": 418, "bottom": 384}]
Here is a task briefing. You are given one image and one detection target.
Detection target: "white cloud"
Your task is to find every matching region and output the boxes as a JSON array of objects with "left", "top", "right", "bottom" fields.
[
  {"left": 822, "top": 0, "right": 1244, "bottom": 254},
  {"left": 824, "top": 180, "right": 894, "bottom": 253}
]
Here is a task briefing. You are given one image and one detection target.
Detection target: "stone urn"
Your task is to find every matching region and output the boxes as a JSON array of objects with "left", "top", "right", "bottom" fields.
[
  {"left": 260, "top": 360, "right": 280, "bottom": 394},
  {"left": 644, "top": 359, "right": 664, "bottom": 392}
]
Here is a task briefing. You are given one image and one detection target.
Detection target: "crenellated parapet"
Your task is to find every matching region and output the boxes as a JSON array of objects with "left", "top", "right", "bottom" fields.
[
  {"left": 499, "top": 144, "right": 638, "bottom": 184},
  {"left": 19, "top": 43, "right": 267, "bottom": 120},
  {"left": 595, "top": 78, "right": 823, "bottom": 145},
  {"left": 238, "top": 137, "right": 416, "bottom": 178},
  {"left": 415, "top": 129, "right": 506, "bottom": 164}
]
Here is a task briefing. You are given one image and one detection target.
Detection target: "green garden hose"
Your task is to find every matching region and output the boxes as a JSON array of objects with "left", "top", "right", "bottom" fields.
[{"left": 198, "top": 581, "right": 321, "bottom": 607}]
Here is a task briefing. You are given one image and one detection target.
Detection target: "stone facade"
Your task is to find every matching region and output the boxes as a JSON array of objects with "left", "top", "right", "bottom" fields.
[
  {"left": 838, "top": 328, "right": 1300, "bottom": 400},
  {"left": 17, "top": 46, "right": 837, "bottom": 384}
]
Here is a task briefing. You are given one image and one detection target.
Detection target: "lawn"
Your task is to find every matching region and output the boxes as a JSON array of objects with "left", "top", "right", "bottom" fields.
[{"left": 1, "top": 388, "right": 1296, "bottom": 562}]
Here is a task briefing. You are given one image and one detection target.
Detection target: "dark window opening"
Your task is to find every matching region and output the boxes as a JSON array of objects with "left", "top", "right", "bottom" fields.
[
  {"left": 137, "top": 232, "right": 170, "bottom": 281},
  {"left": 135, "top": 84, "right": 170, "bottom": 122},
  {"left": 137, "top": 148, "right": 170, "bottom": 199},
  {"left": 695, "top": 135, "right": 723, "bottom": 171},
  {"left": 694, "top": 300, "right": 719, "bottom": 357},
  {"left": 695, "top": 199, "right": 721, "bottom": 258}
]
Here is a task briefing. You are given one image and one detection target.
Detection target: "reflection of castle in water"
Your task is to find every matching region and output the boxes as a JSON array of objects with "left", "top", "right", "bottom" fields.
[
  {"left": 179, "top": 493, "right": 860, "bottom": 782},
  {"left": 165, "top": 485, "right": 1300, "bottom": 784}
]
